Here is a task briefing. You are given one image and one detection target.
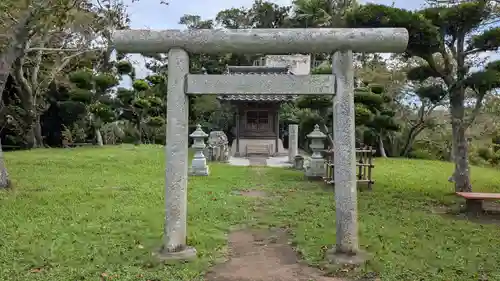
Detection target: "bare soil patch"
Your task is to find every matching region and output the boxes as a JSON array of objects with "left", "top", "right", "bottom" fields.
[
  {"left": 233, "top": 189, "right": 268, "bottom": 198},
  {"left": 205, "top": 228, "right": 347, "bottom": 281}
]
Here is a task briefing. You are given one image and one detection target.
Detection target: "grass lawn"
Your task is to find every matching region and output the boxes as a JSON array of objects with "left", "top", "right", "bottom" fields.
[{"left": 1, "top": 145, "right": 500, "bottom": 281}]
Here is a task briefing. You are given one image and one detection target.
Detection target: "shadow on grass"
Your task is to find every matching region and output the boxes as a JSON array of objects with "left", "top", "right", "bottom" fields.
[{"left": 435, "top": 201, "right": 500, "bottom": 225}]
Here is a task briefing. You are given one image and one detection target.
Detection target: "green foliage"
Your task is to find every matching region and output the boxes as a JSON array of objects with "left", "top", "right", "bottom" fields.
[
  {"left": 354, "top": 90, "right": 384, "bottom": 112},
  {"left": 465, "top": 70, "right": 500, "bottom": 93},
  {"left": 370, "top": 83, "right": 384, "bottom": 95},
  {"left": 311, "top": 64, "right": 332, "bottom": 74},
  {"left": 355, "top": 104, "right": 372, "bottom": 125},
  {"left": 476, "top": 146, "right": 493, "bottom": 161},
  {"left": 67, "top": 67, "right": 119, "bottom": 137},
  {"left": 295, "top": 95, "right": 332, "bottom": 110},
  {"left": 116, "top": 60, "right": 133, "bottom": 75},
  {"left": 372, "top": 114, "right": 399, "bottom": 131},
  {"left": 486, "top": 60, "right": 500, "bottom": 72},
  {"left": 295, "top": 64, "right": 400, "bottom": 147},
  {"left": 116, "top": 88, "right": 135, "bottom": 104},
  {"left": 68, "top": 70, "right": 94, "bottom": 90},
  {"left": 422, "top": 2, "right": 490, "bottom": 37},
  {"left": 69, "top": 88, "right": 93, "bottom": 103},
  {"left": 132, "top": 98, "right": 151, "bottom": 109},
  {"left": 408, "top": 149, "right": 438, "bottom": 160},
  {"left": 94, "top": 73, "right": 119, "bottom": 92},
  {"left": 471, "top": 27, "right": 500, "bottom": 51},
  {"left": 346, "top": 4, "right": 442, "bottom": 57},
  {"left": 89, "top": 102, "right": 115, "bottom": 122},
  {"left": 147, "top": 116, "right": 165, "bottom": 127},
  {"left": 132, "top": 79, "right": 150, "bottom": 92},
  {"left": 407, "top": 65, "right": 441, "bottom": 82},
  {"left": 145, "top": 74, "right": 165, "bottom": 85},
  {"left": 147, "top": 96, "right": 163, "bottom": 108},
  {"left": 415, "top": 85, "right": 447, "bottom": 103}
]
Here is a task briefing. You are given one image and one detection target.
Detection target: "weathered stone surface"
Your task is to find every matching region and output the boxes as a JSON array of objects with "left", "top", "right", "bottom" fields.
[
  {"left": 305, "top": 124, "right": 326, "bottom": 180},
  {"left": 157, "top": 246, "right": 197, "bottom": 262},
  {"left": 164, "top": 48, "right": 191, "bottom": 253},
  {"left": 185, "top": 74, "right": 335, "bottom": 95},
  {"left": 288, "top": 124, "right": 299, "bottom": 163},
  {"left": 293, "top": 155, "right": 304, "bottom": 170},
  {"left": 112, "top": 28, "right": 409, "bottom": 54},
  {"left": 206, "top": 131, "right": 229, "bottom": 162},
  {"left": 332, "top": 50, "right": 358, "bottom": 254},
  {"left": 189, "top": 124, "right": 209, "bottom": 176},
  {"left": 325, "top": 248, "right": 370, "bottom": 266}
]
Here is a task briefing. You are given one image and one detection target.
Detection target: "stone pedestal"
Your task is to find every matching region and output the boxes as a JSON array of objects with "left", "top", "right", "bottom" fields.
[
  {"left": 305, "top": 124, "right": 326, "bottom": 180},
  {"left": 293, "top": 155, "right": 304, "bottom": 170},
  {"left": 288, "top": 124, "right": 299, "bottom": 162},
  {"left": 189, "top": 124, "right": 210, "bottom": 176}
]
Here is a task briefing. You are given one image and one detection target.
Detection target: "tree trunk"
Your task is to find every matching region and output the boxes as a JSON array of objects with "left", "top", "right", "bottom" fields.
[
  {"left": 23, "top": 108, "right": 36, "bottom": 148},
  {"left": 450, "top": 93, "right": 472, "bottom": 192},
  {"left": 34, "top": 115, "right": 43, "bottom": 147},
  {"left": 400, "top": 124, "right": 425, "bottom": 157},
  {"left": 95, "top": 127, "right": 103, "bottom": 146},
  {"left": 322, "top": 123, "right": 334, "bottom": 149},
  {"left": 0, "top": 11, "right": 34, "bottom": 98},
  {"left": 136, "top": 115, "right": 143, "bottom": 145},
  {"left": 0, "top": 138, "right": 11, "bottom": 189},
  {"left": 379, "top": 134, "right": 387, "bottom": 158},
  {"left": 0, "top": 11, "right": 35, "bottom": 179}
]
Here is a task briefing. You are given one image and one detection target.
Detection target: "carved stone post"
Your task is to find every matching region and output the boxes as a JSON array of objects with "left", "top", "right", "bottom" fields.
[
  {"left": 305, "top": 124, "right": 326, "bottom": 180},
  {"left": 189, "top": 124, "right": 210, "bottom": 176},
  {"left": 159, "top": 48, "right": 196, "bottom": 261},
  {"left": 288, "top": 124, "right": 299, "bottom": 162},
  {"left": 327, "top": 50, "right": 367, "bottom": 264}
]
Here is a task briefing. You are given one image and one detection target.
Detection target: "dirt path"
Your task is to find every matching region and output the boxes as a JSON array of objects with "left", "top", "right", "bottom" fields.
[
  {"left": 205, "top": 167, "right": 347, "bottom": 281},
  {"left": 205, "top": 228, "right": 344, "bottom": 281}
]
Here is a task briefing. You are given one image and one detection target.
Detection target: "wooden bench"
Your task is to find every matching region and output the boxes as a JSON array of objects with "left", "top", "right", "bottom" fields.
[{"left": 456, "top": 192, "right": 500, "bottom": 213}]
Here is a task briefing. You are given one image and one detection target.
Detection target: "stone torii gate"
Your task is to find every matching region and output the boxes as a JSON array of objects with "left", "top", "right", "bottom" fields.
[{"left": 112, "top": 28, "right": 408, "bottom": 262}]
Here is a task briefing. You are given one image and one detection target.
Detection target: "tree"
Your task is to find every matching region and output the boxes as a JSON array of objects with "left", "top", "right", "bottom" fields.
[
  {"left": 296, "top": 64, "right": 399, "bottom": 153},
  {"left": 346, "top": 1, "right": 500, "bottom": 192},
  {"left": 10, "top": 0, "right": 128, "bottom": 148},
  {"left": 115, "top": 73, "right": 165, "bottom": 144},
  {"left": 67, "top": 68, "right": 118, "bottom": 146},
  {"left": 0, "top": 0, "right": 79, "bottom": 187}
]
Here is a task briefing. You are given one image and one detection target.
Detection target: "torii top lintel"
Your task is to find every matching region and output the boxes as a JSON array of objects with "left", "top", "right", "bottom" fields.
[{"left": 111, "top": 28, "right": 409, "bottom": 54}]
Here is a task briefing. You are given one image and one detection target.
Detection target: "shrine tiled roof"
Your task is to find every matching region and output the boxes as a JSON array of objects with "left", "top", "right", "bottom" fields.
[{"left": 217, "top": 65, "right": 298, "bottom": 102}]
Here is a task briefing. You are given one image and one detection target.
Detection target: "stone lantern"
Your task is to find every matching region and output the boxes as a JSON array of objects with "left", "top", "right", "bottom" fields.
[
  {"left": 305, "top": 124, "right": 326, "bottom": 179},
  {"left": 189, "top": 124, "right": 209, "bottom": 176}
]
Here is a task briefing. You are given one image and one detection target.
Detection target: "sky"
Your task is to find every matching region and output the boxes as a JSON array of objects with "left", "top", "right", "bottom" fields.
[
  {"left": 118, "top": 0, "right": 496, "bottom": 85},
  {"left": 125, "top": 0, "right": 426, "bottom": 30}
]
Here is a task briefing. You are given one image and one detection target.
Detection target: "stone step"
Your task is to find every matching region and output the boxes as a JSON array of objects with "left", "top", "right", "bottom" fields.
[{"left": 246, "top": 144, "right": 270, "bottom": 156}]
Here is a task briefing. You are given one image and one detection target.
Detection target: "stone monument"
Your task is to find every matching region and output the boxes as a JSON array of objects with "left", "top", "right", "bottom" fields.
[
  {"left": 111, "top": 27, "right": 409, "bottom": 263},
  {"left": 288, "top": 124, "right": 299, "bottom": 163}
]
